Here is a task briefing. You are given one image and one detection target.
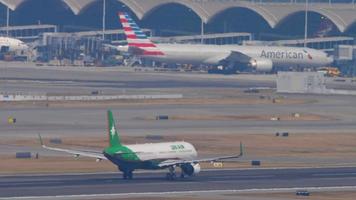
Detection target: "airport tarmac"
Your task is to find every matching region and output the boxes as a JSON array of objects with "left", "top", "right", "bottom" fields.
[
  {"left": 2, "top": 94, "right": 356, "bottom": 138},
  {"left": 1, "top": 64, "right": 355, "bottom": 96},
  {"left": 1, "top": 65, "right": 356, "bottom": 163},
  {"left": 0, "top": 65, "right": 274, "bottom": 96},
  {"left": 1, "top": 167, "right": 356, "bottom": 199},
  {"left": 2, "top": 65, "right": 356, "bottom": 199}
]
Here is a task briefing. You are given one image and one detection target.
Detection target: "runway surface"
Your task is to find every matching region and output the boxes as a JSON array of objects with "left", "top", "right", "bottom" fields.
[{"left": 1, "top": 167, "right": 356, "bottom": 198}]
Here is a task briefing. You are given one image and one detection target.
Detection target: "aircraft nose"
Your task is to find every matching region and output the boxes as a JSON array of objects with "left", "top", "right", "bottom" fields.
[{"left": 326, "top": 56, "right": 334, "bottom": 64}]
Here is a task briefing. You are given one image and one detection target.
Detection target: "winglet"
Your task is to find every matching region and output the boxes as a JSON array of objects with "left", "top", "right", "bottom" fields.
[
  {"left": 239, "top": 142, "right": 244, "bottom": 156},
  {"left": 38, "top": 134, "right": 44, "bottom": 147}
]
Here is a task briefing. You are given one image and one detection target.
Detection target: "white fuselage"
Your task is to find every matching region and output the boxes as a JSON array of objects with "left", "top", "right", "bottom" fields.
[
  {"left": 142, "top": 44, "right": 333, "bottom": 69},
  {"left": 126, "top": 141, "right": 197, "bottom": 161},
  {"left": 0, "top": 37, "right": 28, "bottom": 52}
]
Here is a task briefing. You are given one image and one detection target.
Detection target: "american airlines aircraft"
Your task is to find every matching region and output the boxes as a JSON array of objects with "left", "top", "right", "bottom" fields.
[
  {"left": 0, "top": 36, "right": 28, "bottom": 53},
  {"left": 40, "top": 110, "right": 243, "bottom": 180},
  {"left": 119, "top": 12, "right": 333, "bottom": 73}
]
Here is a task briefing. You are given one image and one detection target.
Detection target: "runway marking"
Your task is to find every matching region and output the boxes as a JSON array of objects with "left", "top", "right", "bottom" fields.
[
  {"left": 312, "top": 172, "right": 356, "bottom": 177},
  {"left": 2, "top": 166, "right": 356, "bottom": 178},
  {"left": 2, "top": 186, "right": 356, "bottom": 200}
]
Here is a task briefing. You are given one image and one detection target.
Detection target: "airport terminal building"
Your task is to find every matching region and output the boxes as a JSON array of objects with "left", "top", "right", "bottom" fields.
[
  {"left": 0, "top": 0, "right": 356, "bottom": 73},
  {"left": 0, "top": 0, "right": 355, "bottom": 39}
]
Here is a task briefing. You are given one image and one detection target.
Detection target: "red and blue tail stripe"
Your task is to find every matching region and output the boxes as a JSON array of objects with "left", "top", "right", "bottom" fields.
[{"left": 118, "top": 12, "right": 164, "bottom": 56}]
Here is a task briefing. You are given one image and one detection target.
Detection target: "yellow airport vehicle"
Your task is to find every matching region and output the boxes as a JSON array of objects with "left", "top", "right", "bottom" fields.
[{"left": 317, "top": 67, "right": 341, "bottom": 77}]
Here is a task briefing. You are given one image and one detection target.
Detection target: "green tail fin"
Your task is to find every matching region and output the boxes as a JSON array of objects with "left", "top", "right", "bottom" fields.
[{"left": 107, "top": 110, "right": 121, "bottom": 147}]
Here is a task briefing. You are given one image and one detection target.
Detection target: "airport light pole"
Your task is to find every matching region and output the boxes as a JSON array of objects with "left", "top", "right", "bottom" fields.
[
  {"left": 101, "top": 0, "right": 106, "bottom": 63},
  {"left": 199, "top": 0, "right": 204, "bottom": 44},
  {"left": 102, "top": 0, "right": 106, "bottom": 40},
  {"left": 304, "top": 0, "right": 309, "bottom": 48},
  {"left": 6, "top": 6, "right": 10, "bottom": 37},
  {"left": 201, "top": 19, "right": 204, "bottom": 44}
]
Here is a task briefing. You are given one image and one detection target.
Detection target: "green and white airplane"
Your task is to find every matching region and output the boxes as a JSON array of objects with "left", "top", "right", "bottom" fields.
[{"left": 39, "top": 110, "right": 243, "bottom": 180}]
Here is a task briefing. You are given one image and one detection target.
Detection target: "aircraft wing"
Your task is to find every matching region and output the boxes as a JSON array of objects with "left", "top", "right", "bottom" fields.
[
  {"left": 204, "top": 50, "right": 252, "bottom": 65},
  {"left": 158, "top": 142, "right": 244, "bottom": 168},
  {"left": 38, "top": 135, "right": 107, "bottom": 160},
  {"left": 225, "top": 51, "right": 252, "bottom": 63}
]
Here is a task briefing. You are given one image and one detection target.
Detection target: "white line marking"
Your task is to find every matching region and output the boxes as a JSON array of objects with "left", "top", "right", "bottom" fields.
[
  {"left": 2, "top": 186, "right": 356, "bottom": 200},
  {"left": 2, "top": 165, "right": 356, "bottom": 178},
  {"left": 312, "top": 172, "right": 356, "bottom": 177}
]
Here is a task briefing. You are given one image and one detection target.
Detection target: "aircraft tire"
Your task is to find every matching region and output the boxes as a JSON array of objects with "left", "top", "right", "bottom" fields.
[
  {"left": 166, "top": 173, "right": 176, "bottom": 181},
  {"left": 128, "top": 171, "right": 133, "bottom": 179},
  {"left": 123, "top": 170, "right": 133, "bottom": 180}
]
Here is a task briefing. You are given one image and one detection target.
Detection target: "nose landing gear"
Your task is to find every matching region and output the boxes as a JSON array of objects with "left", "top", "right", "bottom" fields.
[{"left": 119, "top": 167, "right": 134, "bottom": 180}]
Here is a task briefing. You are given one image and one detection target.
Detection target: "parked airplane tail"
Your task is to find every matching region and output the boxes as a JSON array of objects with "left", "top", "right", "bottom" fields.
[
  {"left": 107, "top": 110, "right": 122, "bottom": 147},
  {"left": 118, "top": 12, "right": 164, "bottom": 56}
]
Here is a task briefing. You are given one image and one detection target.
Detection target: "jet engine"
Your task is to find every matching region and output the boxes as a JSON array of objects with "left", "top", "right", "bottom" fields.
[
  {"left": 249, "top": 58, "right": 273, "bottom": 72},
  {"left": 181, "top": 163, "right": 201, "bottom": 176}
]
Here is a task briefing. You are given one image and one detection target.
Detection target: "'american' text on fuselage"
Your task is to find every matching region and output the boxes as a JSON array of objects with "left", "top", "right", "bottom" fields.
[{"left": 260, "top": 50, "right": 304, "bottom": 60}]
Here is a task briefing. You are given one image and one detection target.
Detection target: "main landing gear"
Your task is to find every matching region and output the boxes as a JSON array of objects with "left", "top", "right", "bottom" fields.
[{"left": 166, "top": 166, "right": 184, "bottom": 181}]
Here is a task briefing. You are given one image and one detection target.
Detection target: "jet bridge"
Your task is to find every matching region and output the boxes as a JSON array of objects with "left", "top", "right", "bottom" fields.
[{"left": 0, "top": 24, "right": 57, "bottom": 41}]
